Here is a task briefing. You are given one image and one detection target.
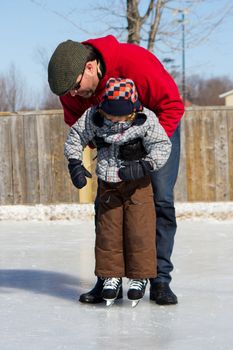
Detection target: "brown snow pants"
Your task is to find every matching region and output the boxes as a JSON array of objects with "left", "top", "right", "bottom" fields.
[{"left": 95, "top": 176, "right": 156, "bottom": 279}]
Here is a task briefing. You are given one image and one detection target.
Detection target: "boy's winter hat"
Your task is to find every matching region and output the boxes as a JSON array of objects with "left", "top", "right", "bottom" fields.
[
  {"left": 99, "top": 78, "right": 142, "bottom": 116},
  {"left": 48, "top": 40, "right": 89, "bottom": 96}
]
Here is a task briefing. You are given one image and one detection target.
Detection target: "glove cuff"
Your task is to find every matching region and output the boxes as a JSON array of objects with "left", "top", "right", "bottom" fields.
[{"left": 68, "top": 158, "right": 82, "bottom": 165}]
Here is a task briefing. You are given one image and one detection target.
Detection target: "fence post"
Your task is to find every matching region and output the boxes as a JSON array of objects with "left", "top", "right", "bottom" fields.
[{"left": 79, "top": 147, "right": 93, "bottom": 203}]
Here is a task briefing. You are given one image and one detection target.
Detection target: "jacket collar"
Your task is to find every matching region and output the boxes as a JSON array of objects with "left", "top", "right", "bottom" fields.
[{"left": 92, "top": 110, "right": 147, "bottom": 128}]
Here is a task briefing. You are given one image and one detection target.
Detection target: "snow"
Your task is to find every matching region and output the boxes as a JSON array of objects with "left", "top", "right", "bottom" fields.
[{"left": 0, "top": 202, "right": 233, "bottom": 221}]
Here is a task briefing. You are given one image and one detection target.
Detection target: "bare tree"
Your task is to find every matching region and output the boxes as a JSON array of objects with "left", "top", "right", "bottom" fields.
[
  {"left": 0, "top": 64, "right": 27, "bottom": 112},
  {"left": 31, "top": 0, "right": 233, "bottom": 106},
  {"left": 0, "top": 78, "right": 8, "bottom": 111},
  {"left": 187, "top": 75, "right": 233, "bottom": 106},
  {"left": 30, "top": 0, "right": 233, "bottom": 54},
  {"left": 41, "top": 85, "right": 62, "bottom": 109},
  {"left": 91, "top": 0, "right": 233, "bottom": 54},
  {"left": 127, "top": 0, "right": 153, "bottom": 45},
  {"left": 33, "top": 46, "right": 62, "bottom": 109},
  {"left": 126, "top": 0, "right": 164, "bottom": 50}
]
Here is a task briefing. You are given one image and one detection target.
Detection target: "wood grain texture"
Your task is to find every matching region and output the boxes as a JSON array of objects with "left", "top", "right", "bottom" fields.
[{"left": 0, "top": 108, "right": 232, "bottom": 204}]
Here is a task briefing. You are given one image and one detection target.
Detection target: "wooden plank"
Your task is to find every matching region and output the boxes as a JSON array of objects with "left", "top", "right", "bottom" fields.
[
  {"left": 49, "top": 113, "right": 69, "bottom": 203},
  {"left": 185, "top": 109, "right": 197, "bottom": 201},
  {"left": 186, "top": 108, "right": 216, "bottom": 201},
  {"left": 174, "top": 118, "right": 188, "bottom": 201},
  {"left": 0, "top": 107, "right": 232, "bottom": 205},
  {"left": 227, "top": 109, "right": 233, "bottom": 200},
  {"left": 23, "top": 114, "right": 40, "bottom": 204},
  {"left": 0, "top": 117, "right": 13, "bottom": 205},
  {"left": 214, "top": 109, "right": 230, "bottom": 200},
  {"left": 36, "top": 114, "right": 53, "bottom": 204},
  {"left": 10, "top": 115, "right": 27, "bottom": 204},
  {"left": 193, "top": 110, "right": 207, "bottom": 201},
  {"left": 201, "top": 109, "right": 216, "bottom": 201}
]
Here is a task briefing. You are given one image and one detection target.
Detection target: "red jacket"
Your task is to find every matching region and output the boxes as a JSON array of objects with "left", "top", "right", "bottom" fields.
[{"left": 60, "top": 35, "right": 184, "bottom": 137}]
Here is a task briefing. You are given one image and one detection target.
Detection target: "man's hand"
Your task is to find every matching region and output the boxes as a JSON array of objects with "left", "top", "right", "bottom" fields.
[
  {"left": 118, "top": 160, "right": 152, "bottom": 181},
  {"left": 68, "top": 159, "right": 92, "bottom": 189}
]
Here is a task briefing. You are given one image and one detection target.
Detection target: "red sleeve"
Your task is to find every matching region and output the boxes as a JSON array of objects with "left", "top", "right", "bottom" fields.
[
  {"left": 119, "top": 43, "right": 185, "bottom": 137},
  {"left": 137, "top": 63, "right": 184, "bottom": 137},
  {"left": 59, "top": 94, "right": 90, "bottom": 127},
  {"left": 150, "top": 69, "right": 184, "bottom": 137}
]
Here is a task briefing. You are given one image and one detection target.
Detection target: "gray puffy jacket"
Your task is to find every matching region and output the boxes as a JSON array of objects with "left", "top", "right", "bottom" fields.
[{"left": 64, "top": 107, "right": 172, "bottom": 183}]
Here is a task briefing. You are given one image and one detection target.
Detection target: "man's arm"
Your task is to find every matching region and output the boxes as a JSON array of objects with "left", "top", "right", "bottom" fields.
[
  {"left": 149, "top": 68, "right": 184, "bottom": 137},
  {"left": 119, "top": 42, "right": 185, "bottom": 137}
]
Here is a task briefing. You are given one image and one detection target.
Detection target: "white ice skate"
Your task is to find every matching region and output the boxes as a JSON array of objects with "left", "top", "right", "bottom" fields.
[
  {"left": 102, "top": 277, "right": 122, "bottom": 307},
  {"left": 127, "top": 279, "right": 148, "bottom": 307}
]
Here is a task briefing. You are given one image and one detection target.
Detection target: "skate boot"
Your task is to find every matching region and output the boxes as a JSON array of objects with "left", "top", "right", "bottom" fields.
[
  {"left": 79, "top": 277, "right": 123, "bottom": 304},
  {"left": 102, "top": 278, "right": 122, "bottom": 307},
  {"left": 127, "top": 279, "right": 148, "bottom": 307}
]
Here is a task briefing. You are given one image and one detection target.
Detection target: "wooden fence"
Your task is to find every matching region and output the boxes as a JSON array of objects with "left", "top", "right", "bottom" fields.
[{"left": 0, "top": 107, "right": 232, "bottom": 205}]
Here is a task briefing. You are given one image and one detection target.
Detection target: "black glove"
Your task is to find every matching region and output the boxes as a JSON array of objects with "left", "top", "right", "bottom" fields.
[
  {"left": 118, "top": 137, "right": 148, "bottom": 161},
  {"left": 118, "top": 160, "right": 152, "bottom": 181},
  {"left": 68, "top": 159, "right": 92, "bottom": 189},
  {"left": 91, "top": 135, "right": 111, "bottom": 150}
]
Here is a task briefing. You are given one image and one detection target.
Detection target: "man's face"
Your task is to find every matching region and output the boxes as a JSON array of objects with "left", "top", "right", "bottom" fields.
[{"left": 69, "top": 61, "right": 100, "bottom": 98}]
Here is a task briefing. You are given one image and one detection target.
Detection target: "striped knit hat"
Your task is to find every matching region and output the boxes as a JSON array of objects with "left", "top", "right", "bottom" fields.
[{"left": 99, "top": 78, "right": 142, "bottom": 116}]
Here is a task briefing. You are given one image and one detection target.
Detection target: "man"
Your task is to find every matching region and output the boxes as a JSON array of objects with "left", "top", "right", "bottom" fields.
[{"left": 48, "top": 35, "right": 184, "bottom": 305}]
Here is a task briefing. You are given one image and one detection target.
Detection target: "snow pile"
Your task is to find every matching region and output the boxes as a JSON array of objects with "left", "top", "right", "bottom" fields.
[
  {"left": 0, "top": 202, "right": 232, "bottom": 221},
  {"left": 0, "top": 204, "right": 94, "bottom": 221},
  {"left": 176, "top": 202, "right": 233, "bottom": 220}
]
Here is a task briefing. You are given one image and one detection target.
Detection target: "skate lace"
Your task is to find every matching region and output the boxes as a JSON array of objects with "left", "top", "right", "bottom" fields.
[
  {"left": 103, "top": 278, "right": 121, "bottom": 290},
  {"left": 129, "top": 279, "right": 147, "bottom": 290}
]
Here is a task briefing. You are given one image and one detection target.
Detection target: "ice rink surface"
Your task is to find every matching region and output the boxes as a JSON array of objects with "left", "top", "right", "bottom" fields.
[{"left": 0, "top": 219, "right": 232, "bottom": 350}]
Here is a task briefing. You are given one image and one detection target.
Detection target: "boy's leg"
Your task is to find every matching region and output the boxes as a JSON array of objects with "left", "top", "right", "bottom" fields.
[
  {"left": 79, "top": 181, "right": 124, "bottom": 304},
  {"left": 123, "top": 177, "right": 156, "bottom": 279},
  {"left": 95, "top": 182, "right": 125, "bottom": 277},
  {"left": 149, "top": 125, "right": 180, "bottom": 304}
]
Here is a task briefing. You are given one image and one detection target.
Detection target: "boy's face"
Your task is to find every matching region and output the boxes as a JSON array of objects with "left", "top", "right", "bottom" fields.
[{"left": 103, "top": 113, "right": 128, "bottom": 123}]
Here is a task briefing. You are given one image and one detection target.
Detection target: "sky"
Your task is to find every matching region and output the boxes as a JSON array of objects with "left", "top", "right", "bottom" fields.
[{"left": 1, "top": 0, "right": 233, "bottom": 99}]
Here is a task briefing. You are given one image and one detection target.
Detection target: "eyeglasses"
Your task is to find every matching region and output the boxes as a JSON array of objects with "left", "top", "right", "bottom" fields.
[{"left": 71, "top": 73, "right": 84, "bottom": 91}]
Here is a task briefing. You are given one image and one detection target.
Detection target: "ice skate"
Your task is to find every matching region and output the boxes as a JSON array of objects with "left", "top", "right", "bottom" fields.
[
  {"left": 127, "top": 279, "right": 148, "bottom": 307},
  {"left": 102, "top": 277, "right": 122, "bottom": 307}
]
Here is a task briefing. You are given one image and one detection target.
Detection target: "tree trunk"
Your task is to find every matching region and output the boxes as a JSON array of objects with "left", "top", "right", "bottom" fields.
[
  {"left": 147, "top": 0, "right": 163, "bottom": 52},
  {"left": 126, "top": 0, "right": 141, "bottom": 44}
]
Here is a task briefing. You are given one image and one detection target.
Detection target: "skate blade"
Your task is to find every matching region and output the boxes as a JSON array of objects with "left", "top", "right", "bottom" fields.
[
  {"left": 131, "top": 300, "right": 140, "bottom": 308},
  {"left": 105, "top": 299, "right": 115, "bottom": 307}
]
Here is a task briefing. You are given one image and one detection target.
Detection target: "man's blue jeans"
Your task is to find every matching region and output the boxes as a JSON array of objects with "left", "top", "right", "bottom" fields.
[{"left": 150, "top": 125, "right": 181, "bottom": 284}]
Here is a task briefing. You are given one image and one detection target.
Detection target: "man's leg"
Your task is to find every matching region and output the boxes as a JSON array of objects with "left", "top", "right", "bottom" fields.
[{"left": 149, "top": 125, "right": 180, "bottom": 304}]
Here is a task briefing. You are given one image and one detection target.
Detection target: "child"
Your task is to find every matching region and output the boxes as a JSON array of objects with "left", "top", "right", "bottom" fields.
[{"left": 64, "top": 78, "right": 171, "bottom": 307}]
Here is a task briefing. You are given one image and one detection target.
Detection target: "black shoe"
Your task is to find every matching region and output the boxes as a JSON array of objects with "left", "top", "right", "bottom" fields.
[
  {"left": 79, "top": 278, "right": 123, "bottom": 304},
  {"left": 150, "top": 282, "right": 178, "bottom": 305}
]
